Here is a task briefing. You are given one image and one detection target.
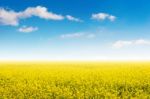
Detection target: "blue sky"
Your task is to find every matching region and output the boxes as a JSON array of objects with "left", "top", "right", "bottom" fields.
[{"left": 0, "top": 0, "right": 150, "bottom": 60}]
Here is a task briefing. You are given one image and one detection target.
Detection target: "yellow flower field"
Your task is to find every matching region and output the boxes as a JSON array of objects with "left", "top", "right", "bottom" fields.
[{"left": 0, "top": 62, "right": 150, "bottom": 99}]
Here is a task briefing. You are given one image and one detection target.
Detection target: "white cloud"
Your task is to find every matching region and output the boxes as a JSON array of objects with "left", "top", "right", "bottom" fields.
[
  {"left": 134, "top": 39, "right": 150, "bottom": 45},
  {"left": 0, "top": 8, "right": 19, "bottom": 26},
  {"left": 113, "top": 39, "right": 150, "bottom": 48},
  {"left": 66, "top": 15, "right": 83, "bottom": 22},
  {"left": 18, "top": 6, "right": 64, "bottom": 20},
  {"left": 0, "top": 6, "right": 64, "bottom": 26},
  {"left": 92, "top": 13, "right": 116, "bottom": 22},
  {"left": 61, "top": 33, "right": 84, "bottom": 38},
  {"left": 60, "top": 32, "right": 96, "bottom": 39},
  {"left": 108, "top": 15, "right": 116, "bottom": 21},
  {"left": 18, "top": 26, "right": 38, "bottom": 33},
  {"left": 113, "top": 40, "right": 132, "bottom": 48}
]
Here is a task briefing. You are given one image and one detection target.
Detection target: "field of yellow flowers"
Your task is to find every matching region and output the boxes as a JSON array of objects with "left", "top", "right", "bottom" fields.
[{"left": 0, "top": 62, "right": 150, "bottom": 99}]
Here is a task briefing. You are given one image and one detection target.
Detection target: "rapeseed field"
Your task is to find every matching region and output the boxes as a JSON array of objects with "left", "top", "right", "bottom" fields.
[{"left": 0, "top": 62, "right": 150, "bottom": 99}]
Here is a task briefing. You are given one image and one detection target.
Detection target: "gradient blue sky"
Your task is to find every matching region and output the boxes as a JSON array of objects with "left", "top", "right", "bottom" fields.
[{"left": 0, "top": 0, "right": 150, "bottom": 60}]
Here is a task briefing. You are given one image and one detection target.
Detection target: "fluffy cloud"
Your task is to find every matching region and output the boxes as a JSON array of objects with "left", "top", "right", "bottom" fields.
[
  {"left": 92, "top": 13, "right": 116, "bottom": 22},
  {"left": 66, "top": 15, "right": 82, "bottom": 22},
  {"left": 60, "top": 32, "right": 96, "bottom": 39},
  {"left": 18, "top": 26, "right": 38, "bottom": 33},
  {"left": 0, "top": 6, "right": 64, "bottom": 26},
  {"left": 18, "top": 6, "right": 64, "bottom": 20},
  {"left": 108, "top": 15, "right": 116, "bottom": 21},
  {"left": 0, "top": 8, "right": 19, "bottom": 26},
  {"left": 113, "top": 39, "right": 150, "bottom": 48}
]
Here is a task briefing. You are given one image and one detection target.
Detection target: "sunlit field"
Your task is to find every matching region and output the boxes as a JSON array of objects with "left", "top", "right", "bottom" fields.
[{"left": 0, "top": 62, "right": 150, "bottom": 99}]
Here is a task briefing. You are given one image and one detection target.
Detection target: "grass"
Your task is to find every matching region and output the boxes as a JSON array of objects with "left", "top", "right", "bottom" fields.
[{"left": 0, "top": 62, "right": 150, "bottom": 99}]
